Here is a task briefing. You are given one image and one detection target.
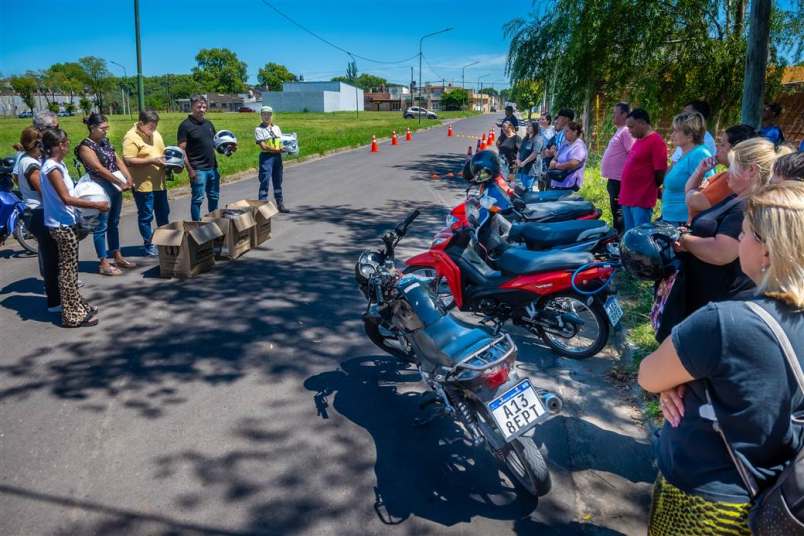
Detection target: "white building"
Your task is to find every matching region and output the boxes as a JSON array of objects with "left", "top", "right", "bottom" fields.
[
  {"left": 0, "top": 90, "right": 83, "bottom": 117},
  {"left": 262, "top": 81, "right": 364, "bottom": 113}
]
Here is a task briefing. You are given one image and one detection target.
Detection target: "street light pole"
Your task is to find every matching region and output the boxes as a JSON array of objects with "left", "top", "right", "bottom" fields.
[
  {"left": 477, "top": 74, "right": 490, "bottom": 112},
  {"left": 110, "top": 61, "right": 131, "bottom": 118},
  {"left": 418, "top": 27, "right": 452, "bottom": 125},
  {"left": 133, "top": 0, "right": 145, "bottom": 112},
  {"left": 461, "top": 60, "right": 479, "bottom": 90}
]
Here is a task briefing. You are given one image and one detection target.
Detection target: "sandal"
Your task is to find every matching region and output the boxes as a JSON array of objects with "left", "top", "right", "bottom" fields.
[
  {"left": 64, "top": 315, "right": 99, "bottom": 328},
  {"left": 114, "top": 257, "right": 137, "bottom": 269},
  {"left": 99, "top": 264, "right": 123, "bottom": 276}
]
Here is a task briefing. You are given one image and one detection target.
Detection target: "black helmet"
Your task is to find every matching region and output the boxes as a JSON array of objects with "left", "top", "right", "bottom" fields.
[
  {"left": 468, "top": 150, "right": 500, "bottom": 184},
  {"left": 619, "top": 222, "right": 680, "bottom": 280}
]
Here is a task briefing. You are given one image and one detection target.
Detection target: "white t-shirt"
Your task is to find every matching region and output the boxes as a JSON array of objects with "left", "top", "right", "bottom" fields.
[
  {"left": 13, "top": 154, "right": 42, "bottom": 209},
  {"left": 671, "top": 130, "right": 716, "bottom": 162},
  {"left": 255, "top": 123, "right": 282, "bottom": 148},
  {"left": 41, "top": 159, "right": 77, "bottom": 227}
]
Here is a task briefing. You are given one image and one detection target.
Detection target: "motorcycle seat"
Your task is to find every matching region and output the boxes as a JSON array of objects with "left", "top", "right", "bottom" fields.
[
  {"left": 520, "top": 190, "right": 578, "bottom": 204},
  {"left": 523, "top": 200, "right": 596, "bottom": 222},
  {"left": 417, "top": 315, "right": 494, "bottom": 368},
  {"left": 508, "top": 220, "right": 611, "bottom": 250},
  {"left": 498, "top": 247, "right": 594, "bottom": 275}
]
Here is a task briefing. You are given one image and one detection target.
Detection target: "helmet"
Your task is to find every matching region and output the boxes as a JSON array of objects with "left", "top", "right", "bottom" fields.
[
  {"left": 619, "top": 222, "right": 680, "bottom": 280},
  {"left": 213, "top": 130, "right": 237, "bottom": 156},
  {"left": 73, "top": 179, "right": 110, "bottom": 229},
  {"left": 280, "top": 132, "right": 299, "bottom": 155},
  {"left": 164, "top": 146, "right": 185, "bottom": 172},
  {"left": 468, "top": 150, "right": 501, "bottom": 184}
]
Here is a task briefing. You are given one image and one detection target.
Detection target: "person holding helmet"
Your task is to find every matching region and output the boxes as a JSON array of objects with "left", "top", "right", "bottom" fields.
[
  {"left": 40, "top": 129, "right": 109, "bottom": 327},
  {"left": 468, "top": 150, "right": 514, "bottom": 210},
  {"left": 178, "top": 95, "right": 236, "bottom": 221},
  {"left": 123, "top": 110, "right": 170, "bottom": 257},
  {"left": 255, "top": 106, "right": 289, "bottom": 213}
]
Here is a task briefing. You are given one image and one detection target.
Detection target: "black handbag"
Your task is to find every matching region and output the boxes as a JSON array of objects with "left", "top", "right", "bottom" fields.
[{"left": 707, "top": 302, "right": 804, "bottom": 535}]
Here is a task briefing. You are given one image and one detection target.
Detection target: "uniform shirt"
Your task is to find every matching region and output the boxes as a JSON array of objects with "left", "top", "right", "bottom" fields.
[
  {"left": 13, "top": 154, "right": 42, "bottom": 209},
  {"left": 659, "top": 297, "right": 804, "bottom": 502},
  {"left": 255, "top": 122, "right": 282, "bottom": 152},
  {"left": 122, "top": 124, "right": 167, "bottom": 193},
  {"left": 619, "top": 131, "right": 668, "bottom": 209},
  {"left": 600, "top": 126, "right": 634, "bottom": 181},
  {"left": 688, "top": 170, "right": 732, "bottom": 220},
  {"left": 662, "top": 144, "right": 713, "bottom": 223},
  {"left": 177, "top": 115, "right": 217, "bottom": 170},
  {"left": 41, "top": 159, "right": 76, "bottom": 227},
  {"left": 670, "top": 131, "right": 716, "bottom": 162}
]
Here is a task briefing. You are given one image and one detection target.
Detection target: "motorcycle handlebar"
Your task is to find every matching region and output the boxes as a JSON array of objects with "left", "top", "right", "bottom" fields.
[{"left": 395, "top": 209, "right": 420, "bottom": 237}]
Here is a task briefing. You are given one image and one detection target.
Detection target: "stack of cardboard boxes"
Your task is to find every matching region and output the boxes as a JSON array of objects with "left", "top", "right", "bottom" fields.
[{"left": 151, "top": 200, "right": 278, "bottom": 279}]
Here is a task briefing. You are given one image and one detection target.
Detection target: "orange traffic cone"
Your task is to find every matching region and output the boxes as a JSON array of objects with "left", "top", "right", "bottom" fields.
[
  {"left": 488, "top": 129, "right": 495, "bottom": 144},
  {"left": 391, "top": 131, "right": 399, "bottom": 145},
  {"left": 370, "top": 135, "right": 379, "bottom": 153},
  {"left": 405, "top": 128, "right": 412, "bottom": 141},
  {"left": 481, "top": 132, "right": 487, "bottom": 145},
  {"left": 447, "top": 124, "right": 454, "bottom": 137}
]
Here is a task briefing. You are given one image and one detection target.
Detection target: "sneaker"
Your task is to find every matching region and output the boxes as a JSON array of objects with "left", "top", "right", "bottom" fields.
[
  {"left": 144, "top": 244, "right": 159, "bottom": 257},
  {"left": 48, "top": 305, "right": 63, "bottom": 313}
]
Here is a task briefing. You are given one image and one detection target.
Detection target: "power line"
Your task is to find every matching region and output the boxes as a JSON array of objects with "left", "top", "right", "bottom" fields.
[
  {"left": 257, "top": 0, "right": 420, "bottom": 65},
  {"left": 421, "top": 54, "right": 447, "bottom": 82}
]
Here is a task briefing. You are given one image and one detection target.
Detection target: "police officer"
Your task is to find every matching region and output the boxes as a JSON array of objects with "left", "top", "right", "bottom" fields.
[{"left": 255, "top": 106, "right": 289, "bottom": 213}]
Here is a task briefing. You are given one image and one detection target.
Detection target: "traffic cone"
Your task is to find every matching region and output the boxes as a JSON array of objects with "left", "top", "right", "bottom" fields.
[
  {"left": 481, "top": 132, "right": 487, "bottom": 145},
  {"left": 370, "top": 135, "right": 379, "bottom": 153},
  {"left": 391, "top": 131, "right": 399, "bottom": 145},
  {"left": 447, "top": 124, "right": 454, "bottom": 137},
  {"left": 405, "top": 128, "right": 412, "bottom": 141},
  {"left": 488, "top": 129, "right": 495, "bottom": 144}
]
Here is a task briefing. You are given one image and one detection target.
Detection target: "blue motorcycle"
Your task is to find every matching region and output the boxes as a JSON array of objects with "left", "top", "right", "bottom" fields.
[{"left": 1, "top": 156, "right": 37, "bottom": 255}]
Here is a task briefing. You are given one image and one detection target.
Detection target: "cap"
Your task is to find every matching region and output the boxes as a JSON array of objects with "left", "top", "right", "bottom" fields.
[{"left": 260, "top": 106, "right": 273, "bottom": 113}]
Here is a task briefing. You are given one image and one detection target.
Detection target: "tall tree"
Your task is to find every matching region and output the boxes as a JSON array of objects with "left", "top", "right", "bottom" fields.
[
  {"left": 345, "top": 60, "right": 358, "bottom": 84},
  {"left": 331, "top": 73, "right": 388, "bottom": 90},
  {"left": 193, "top": 48, "right": 248, "bottom": 93},
  {"left": 258, "top": 62, "right": 297, "bottom": 91},
  {"left": 78, "top": 56, "right": 113, "bottom": 112},
  {"left": 46, "top": 62, "right": 87, "bottom": 103},
  {"left": 10, "top": 74, "right": 37, "bottom": 111},
  {"left": 442, "top": 88, "right": 469, "bottom": 110},
  {"left": 510, "top": 80, "right": 542, "bottom": 119}
]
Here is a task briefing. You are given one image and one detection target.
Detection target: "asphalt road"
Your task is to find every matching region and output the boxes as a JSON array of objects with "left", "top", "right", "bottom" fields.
[{"left": 0, "top": 114, "right": 654, "bottom": 536}]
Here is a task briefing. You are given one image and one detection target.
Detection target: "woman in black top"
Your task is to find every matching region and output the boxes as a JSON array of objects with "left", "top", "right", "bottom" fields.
[
  {"left": 676, "top": 138, "right": 793, "bottom": 318},
  {"left": 640, "top": 181, "right": 804, "bottom": 535},
  {"left": 515, "top": 121, "right": 544, "bottom": 192},
  {"left": 495, "top": 121, "right": 520, "bottom": 177}
]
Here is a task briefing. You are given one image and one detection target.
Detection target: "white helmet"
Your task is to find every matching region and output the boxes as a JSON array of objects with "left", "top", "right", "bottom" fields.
[
  {"left": 213, "top": 130, "right": 237, "bottom": 156},
  {"left": 280, "top": 132, "right": 299, "bottom": 155},
  {"left": 74, "top": 180, "right": 110, "bottom": 228},
  {"left": 164, "top": 146, "right": 185, "bottom": 172}
]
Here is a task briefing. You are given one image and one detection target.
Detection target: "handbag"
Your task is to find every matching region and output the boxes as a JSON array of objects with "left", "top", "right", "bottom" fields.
[{"left": 707, "top": 301, "right": 804, "bottom": 535}]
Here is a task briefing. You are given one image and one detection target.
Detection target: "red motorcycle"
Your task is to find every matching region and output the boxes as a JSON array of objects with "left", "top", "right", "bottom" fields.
[{"left": 405, "top": 196, "right": 622, "bottom": 359}]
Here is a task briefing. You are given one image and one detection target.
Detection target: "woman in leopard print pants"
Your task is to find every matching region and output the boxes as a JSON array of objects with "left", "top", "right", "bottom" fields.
[{"left": 40, "top": 129, "right": 110, "bottom": 328}]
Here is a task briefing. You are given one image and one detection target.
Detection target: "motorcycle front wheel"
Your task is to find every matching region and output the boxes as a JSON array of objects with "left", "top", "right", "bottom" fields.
[
  {"left": 500, "top": 437, "right": 551, "bottom": 497},
  {"left": 13, "top": 217, "right": 38, "bottom": 255},
  {"left": 536, "top": 293, "right": 609, "bottom": 359}
]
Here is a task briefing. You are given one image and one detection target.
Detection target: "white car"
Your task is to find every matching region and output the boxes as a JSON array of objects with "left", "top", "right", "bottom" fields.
[{"left": 403, "top": 107, "right": 437, "bottom": 120}]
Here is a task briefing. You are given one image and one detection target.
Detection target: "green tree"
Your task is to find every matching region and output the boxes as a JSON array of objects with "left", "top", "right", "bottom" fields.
[
  {"left": 510, "top": 80, "right": 542, "bottom": 119},
  {"left": 258, "top": 62, "right": 297, "bottom": 91},
  {"left": 193, "top": 48, "right": 248, "bottom": 93},
  {"left": 346, "top": 60, "right": 358, "bottom": 83},
  {"left": 10, "top": 74, "right": 37, "bottom": 111},
  {"left": 441, "top": 88, "right": 470, "bottom": 110},
  {"left": 79, "top": 96, "right": 93, "bottom": 115},
  {"left": 78, "top": 56, "right": 113, "bottom": 112},
  {"left": 47, "top": 102, "right": 59, "bottom": 113},
  {"left": 65, "top": 102, "right": 76, "bottom": 114},
  {"left": 479, "top": 87, "right": 499, "bottom": 96},
  {"left": 332, "top": 72, "right": 388, "bottom": 90}
]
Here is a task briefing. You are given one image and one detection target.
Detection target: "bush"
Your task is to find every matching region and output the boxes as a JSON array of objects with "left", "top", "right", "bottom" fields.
[{"left": 47, "top": 102, "right": 59, "bottom": 113}]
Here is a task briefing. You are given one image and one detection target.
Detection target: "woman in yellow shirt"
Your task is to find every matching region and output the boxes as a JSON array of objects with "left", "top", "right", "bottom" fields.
[{"left": 123, "top": 110, "right": 169, "bottom": 256}]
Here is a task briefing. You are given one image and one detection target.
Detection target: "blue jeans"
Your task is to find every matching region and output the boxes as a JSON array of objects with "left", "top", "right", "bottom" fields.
[
  {"left": 516, "top": 172, "right": 535, "bottom": 192},
  {"left": 133, "top": 190, "right": 170, "bottom": 244},
  {"left": 258, "top": 153, "right": 283, "bottom": 203},
  {"left": 93, "top": 179, "right": 123, "bottom": 260},
  {"left": 191, "top": 168, "right": 220, "bottom": 221},
  {"left": 622, "top": 206, "right": 653, "bottom": 230}
]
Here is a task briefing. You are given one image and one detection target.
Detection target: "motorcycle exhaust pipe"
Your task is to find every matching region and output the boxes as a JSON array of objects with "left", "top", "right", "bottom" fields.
[{"left": 541, "top": 392, "right": 563, "bottom": 414}]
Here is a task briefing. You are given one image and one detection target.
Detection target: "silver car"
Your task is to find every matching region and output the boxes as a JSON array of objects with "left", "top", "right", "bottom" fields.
[{"left": 403, "top": 106, "right": 437, "bottom": 120}]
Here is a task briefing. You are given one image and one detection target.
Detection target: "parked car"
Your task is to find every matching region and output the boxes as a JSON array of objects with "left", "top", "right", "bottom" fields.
[
  {"left": 403, "top": 107, "right": 437, "bottom": 120},
  {"left": 57, "top": 110, "right": 74, "bottom": 117},
  {"left": 239, "top": 107, "right": 255, "bottom": 113},
  {"left": 17, "top": 111, "right": 33, "bottom": 119}
]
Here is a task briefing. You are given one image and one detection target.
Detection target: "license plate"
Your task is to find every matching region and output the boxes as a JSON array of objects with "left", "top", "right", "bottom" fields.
[
  {"left": 604, "top": 296, "right": 623, "bottom": 326},
  {"left": 487, "top": 379, "right": 545, "bottom": 441}
]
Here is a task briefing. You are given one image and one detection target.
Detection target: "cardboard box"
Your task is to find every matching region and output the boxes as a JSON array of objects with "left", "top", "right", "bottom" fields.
[
  {"left": 151, "top": 221, "right": 223, "bottom": 279},
  {"left": 202, "top": 208, "right": 257, "bottom": 259},
  {"left": 226, "top": 200, "right": 278, "bottom": 247}
]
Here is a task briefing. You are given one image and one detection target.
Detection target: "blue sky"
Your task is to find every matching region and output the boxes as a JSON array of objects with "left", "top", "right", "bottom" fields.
[{"left": 0, "top": 0, "right": 538, "bottom": 90}]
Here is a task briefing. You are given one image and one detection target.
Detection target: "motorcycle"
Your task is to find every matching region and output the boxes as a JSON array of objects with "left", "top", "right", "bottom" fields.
[
  {"left": 356, "top": 210, "right": 563, "bottom": 497},
  {"left": 0, "top": 156, "right": 37, "bottom": 255},
  {"left": 405, "top": 196, "right": 622, "bottom": 359}
]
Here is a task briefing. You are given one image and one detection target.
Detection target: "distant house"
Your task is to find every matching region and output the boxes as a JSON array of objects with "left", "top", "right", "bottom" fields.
[
  {"left": 175, "top": 93, "right": 244, "bottom": 113},
  {"left": 262, "top": 81, "right": 364, "bottom": 113}
]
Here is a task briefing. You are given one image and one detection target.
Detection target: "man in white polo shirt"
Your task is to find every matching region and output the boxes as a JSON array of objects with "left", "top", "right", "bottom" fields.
[{"left": 255, "top": 106, "right": 289, "bottom": 213}]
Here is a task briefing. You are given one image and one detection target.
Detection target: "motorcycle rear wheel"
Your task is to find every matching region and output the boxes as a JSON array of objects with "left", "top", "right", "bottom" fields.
[
  {"left": 536, "top": 293, "right": 609, "bottom": 359},
  {"left": 13, "top": 217, "right": 37, "bottom": 255},
  {"left": 501, "top": 437, "right": 551, "bottom": 497}
]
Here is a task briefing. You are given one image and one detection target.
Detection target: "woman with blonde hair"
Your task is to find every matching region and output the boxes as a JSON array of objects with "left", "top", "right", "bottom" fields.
[
  {"left": 661, "top": 111, "right": 713, "bottom": 225},
  {"left": 641, "top": 181, "right": 804, "bottom": 535},
  {"left": 675, "top": 137, "right": 793, "bottom": 318}
]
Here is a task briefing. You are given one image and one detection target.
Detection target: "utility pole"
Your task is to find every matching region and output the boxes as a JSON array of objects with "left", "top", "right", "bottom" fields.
[
  {"left": 110, "top": 61, "right": 131, "bottom": 118},
  {"left": 461, "top": 61, "right": 479, "bottom": 90},
  {"left": 133, "top": 0, "right": 145, "bottom": 112},
  {"left": 418, "top": 27, "right": 452, "bottom": 125},
  {"left": 740, "top": 0, "right": 771, "bottom": 128}
]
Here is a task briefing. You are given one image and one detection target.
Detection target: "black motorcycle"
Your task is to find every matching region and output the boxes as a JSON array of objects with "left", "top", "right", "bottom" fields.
[{"left": 355, "top": 210, "right": 562, "bottom": 497}]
